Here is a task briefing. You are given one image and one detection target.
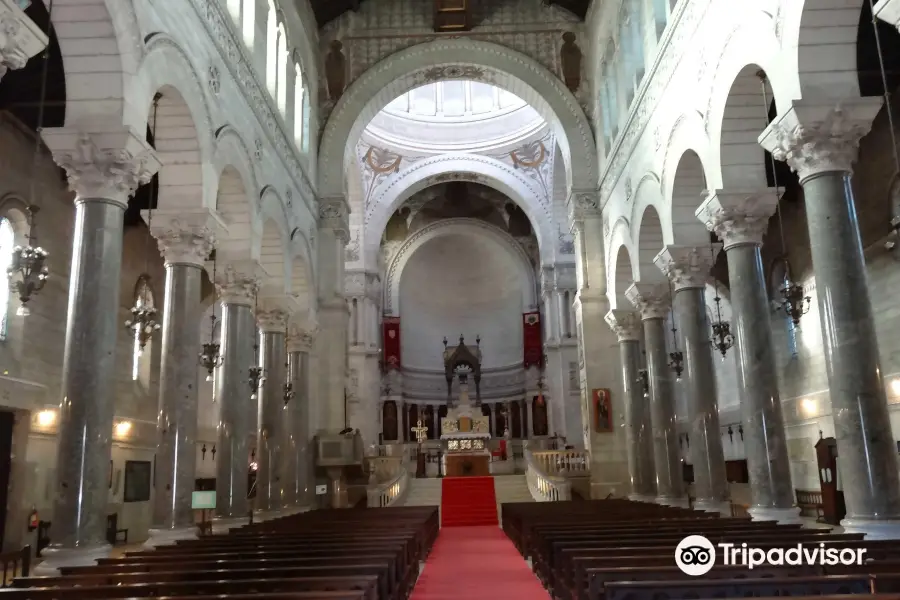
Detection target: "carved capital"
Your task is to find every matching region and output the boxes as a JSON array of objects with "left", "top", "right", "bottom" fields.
[
  {"left": 42, "top": 127, "right": 160, "bottom": 206},
  {"left": 215, "top": 262, "right": 264, "bottom": 306},
  {"left": 696, "top": 189, "right": 779, "bottom": 250},
  {"left": 604, "top": 309, "right": 642, "bottom": 342},
  {"left": 758, "top": 99, "right": 882, "bottom": 181},
  {"left": 654, "top": 245, "right": 719, "bottom": 291},
  {"left": 875, "top": 0, "right": 900, "bottom": 30},
  {"left": 149, "top": 210, "right": 225, "bottom": 266},
  {"left": 567, "top": 190, "right": 602, "bottom": 227},
  {"left": 625, "top": 282, "right": 671, "bottom": 320},
  {"left": 287, "top": 326, "right": 316, "bottom": 353},
  {"left": 257, "top": 308, "right": 289, "bottom": 332},
  {"left": 0, "top": 1, "right": 47, "bottom": 80},
  {"left": 318, "top": 196, "right": 350, "bottom": 244}
]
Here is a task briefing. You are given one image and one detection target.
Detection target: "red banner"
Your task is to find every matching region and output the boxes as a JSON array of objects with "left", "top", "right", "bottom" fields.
[
  {"left": 383, "top": 317, "right": 401, "bottom": 370},
  {"left": 523, "top": 311, "right": 542, "bottom": 368}
]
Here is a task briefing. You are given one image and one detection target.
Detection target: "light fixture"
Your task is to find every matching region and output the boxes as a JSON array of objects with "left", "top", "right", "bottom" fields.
[
  {"left": 891, "top": 378, "right": 900, "bottom": 396},
  {"left": 706, "top": 245, "right": 734, "bottom": 358},
  {"left": 8, "top": 206, "right": 49, "bottom": 317},
  {"left": 282, "top": 326, "right": 294, "bottom": 408},
  {"left": 198, "top": 251, "right": 222, "bottom": 380},
  {"left": 248, "top": 292, "right": 265, "bottom": 401},
  {"left": 36, "top": 409, "right": 55, "bottom": 427},
  {"left": 114, "top": 420, "right": 132, "bottom": 437},
  {"left": 638, "top": 369, "right": 649, "bottom": 398},
  {"left": 667, "top": 281, "right": 684, "bottom": 381}
]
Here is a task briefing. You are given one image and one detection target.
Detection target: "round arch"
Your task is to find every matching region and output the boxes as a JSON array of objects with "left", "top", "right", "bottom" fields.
[
  {"left": 365, "top": 154, "right": 553, "bottom": 264},
  {"left": 661, "top": 112, "right": 715, "bottom": 246},
  {"left": 606, "top": 219, "right": 638, "bottom": 309},
  {"left": 318, "top": 38, "right": 597, "bottom": 198},
  {"left": 257, "top": 186, "right": 290, "bottom": 292},
  {"left": 384, "top": 218, "right": 538, "bottom": 316}
]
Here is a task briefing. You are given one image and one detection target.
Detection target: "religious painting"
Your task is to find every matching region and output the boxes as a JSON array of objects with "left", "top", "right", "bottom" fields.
[
  {"left": 123, "top": 460, "right": 152, "bottom": 503},
  {"left": 382, "top": 317, "right": 401, "bottom": 370},
  {"left": 592, "top": 389, "right": 612, "bottom": 433},
  {"left": 532, "top": 395, "right": 549, "bottom": 437},
  {"left": 382, "top": 401, "right": 398, "bottom": 442}
]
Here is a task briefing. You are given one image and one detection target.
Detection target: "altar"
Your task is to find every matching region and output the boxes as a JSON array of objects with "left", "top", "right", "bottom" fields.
[{"left": 440, "top": 335, "right": 492, "bottom": 477}]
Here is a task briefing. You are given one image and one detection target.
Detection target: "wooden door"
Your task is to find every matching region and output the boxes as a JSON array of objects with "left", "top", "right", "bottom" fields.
[
  {"left": 533, "top": 395, "right": 549, "bottom": 436},
  {"left": 382, "top": 401, "right": 398, "bottom": 442}
]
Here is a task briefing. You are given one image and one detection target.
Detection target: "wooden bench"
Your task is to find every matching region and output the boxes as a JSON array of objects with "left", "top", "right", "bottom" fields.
[
  {"left": 105, "top": 514, "right": 128, "bottom": 545},
  {"left": 603, "top": 575, "right": 872, "bottom": 600},
  {"left": 796, "top": 489, "right": 825, "bottom": 521},
  {"left": 0, "top": 546, "right": 30, "bottom": 586}
]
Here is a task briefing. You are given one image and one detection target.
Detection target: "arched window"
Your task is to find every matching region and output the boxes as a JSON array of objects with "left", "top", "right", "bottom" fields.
[
  {"left": 131, "top": 275, "right": 156, "bottom": 382},
  {"left": 628, "top": 1, "right": 645, "bottom": 85},
  {"left": 276, "top": 23, "right": 289, "bottom": 113},
  {"left": 266, "top": 1, "right": 278, "bottom": 97},
  {"left": 652, "top": 0, "right": 670, "bottom": 39},
  {"left": 301, "top": 80, "right": 311, "bottom": 153},
  {"left": 226, "top": 0, "right": 241, "bottom": 23},
  {"left": 293, "top": 64, "right": 305, "bottom": 147},
  {"left": 241, "top": 0, "right": 255, "bottom": 50},
  {"left": 0, "top": 218, "right": 15, "bottom": 340}
]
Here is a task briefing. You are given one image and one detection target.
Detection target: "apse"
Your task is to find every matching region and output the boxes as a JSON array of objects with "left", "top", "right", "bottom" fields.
[{"left": 399, "top": 232, "right": 526, "bottom": 371}]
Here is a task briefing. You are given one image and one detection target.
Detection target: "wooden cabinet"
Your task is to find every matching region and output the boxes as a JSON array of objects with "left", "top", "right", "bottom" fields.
[{"left": 445, "top": 454, "right": 490, "bottom": 477}]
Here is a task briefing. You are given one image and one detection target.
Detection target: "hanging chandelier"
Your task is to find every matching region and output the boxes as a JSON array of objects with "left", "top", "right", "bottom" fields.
[
  {"left": 709, "top": 246, "right": 734, "bottom": 358},
  {"left": 198, "top": 253, "right": 222, "bottom": 380},
  {"left": 249, "top": 293, "right": 265, "bottom": 400},
  {"left": 668, "top": 281, "right": 684, "bottom": 381},
  {"left": 8, "top": 206, "right": 49, "bottom": 316},
  {"left": 638, "top": 369, "right": 649, "bottom": 398},
  {"left": 283, "top": 327, "right": 294, "bottom": 407}
]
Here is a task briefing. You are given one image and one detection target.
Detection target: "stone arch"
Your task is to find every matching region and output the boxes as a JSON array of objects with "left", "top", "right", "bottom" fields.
[
  {"left": 365, "top": 154, "right": 553, "bottom": 265},
  {"left": 0, "top": 195, "right": 33, "bottom": 247},
  {"left": 606, "top": 219, "right": 638, "bottom": 309},
  {"left": 318, "top": 38, "right": 597, "bottom": 198},
  {"left": 258, "top": 187, "right": 290, "bottom": 293},
  {"left": 783, "top": 0, "right": 864, "bottom": 100},
  {"left": 384, "top": 218, "right": 537, "bottom": 316},
  {"left": 288, "top": 237, "right": 314, "bottom": 315},
  {"left": 634, "top": 203, "right": 668, "bottom": 283},
  {"left": 133, "top": 35, "right": 216, "bottom": 212},
  {"left": 53, "top": 0, "right": 141, "bottom": 127},
  {"left": 216, "top": 165, "right": 254, "bottom": 258},
  {"left": 662, "top": 113, "right": 714, "bottom": 246}
]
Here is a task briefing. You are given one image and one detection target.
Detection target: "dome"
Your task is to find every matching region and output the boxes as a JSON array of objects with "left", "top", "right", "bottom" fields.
[{"left": 364, "top": 81, "right": 546, "bottom": 154}]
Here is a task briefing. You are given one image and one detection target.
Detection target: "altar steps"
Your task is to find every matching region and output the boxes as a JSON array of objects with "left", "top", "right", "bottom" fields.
[
  {"left": 493, "top": 474, "right": 534, "bottom": 504},
  {"left": 400, "top": 477, "right": 443, "bottom": 507},
  {"left": 441, "top": 476, "right": 499, "bottom": 527}
]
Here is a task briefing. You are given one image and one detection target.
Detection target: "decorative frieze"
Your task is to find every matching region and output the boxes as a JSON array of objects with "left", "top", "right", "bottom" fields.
[
  {"left": 625, "top": 282, "right": 671, "bottom": 320},
  {"left": 654, "top": 245, "right": 719, "bottom": 292},
  {"left": 696, "top": 189, "right": 779, "bottom": 250},
  {"left": 604, "top": 309, "right": 642, "bottom": 342},
  {"left": 319, "top": 196, "right": 350, "bottom": 244}
]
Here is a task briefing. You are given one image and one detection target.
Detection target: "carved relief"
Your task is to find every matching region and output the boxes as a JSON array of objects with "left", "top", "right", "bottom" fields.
[
  {"left": 560, "top": 32, "right": 582, "bottom": 93},
  {"left": 325, "top": 40, "right": 347, "bottom": 102},
  {"left": 345, "top": 228, "right": 361, "bottom": 262},
  {"left": 422, "top": 65, "right": 486, "bottom": 82}
]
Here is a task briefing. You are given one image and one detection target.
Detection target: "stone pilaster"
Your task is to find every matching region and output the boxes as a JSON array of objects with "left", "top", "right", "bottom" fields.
[
  {"left": 626, "top": 282, "right": 686, "bottom": 506},
  {"left": 569, "top": 190, "right": 627, "bottom": 496},
  {"left": 255, "top": 301, "right": 289, "bottom": 516},
  {"left": 34, "top": 128, "right": 159, "bottom": 574},
  {"left": 605, "top": 309, "right": 656, "bottom": 502},
  {"left": 317, "top": 197, "right": 350, "bottom": 433},
  {"left": 0, "top": 0, "right": 48, "bottom": 81},
  {"left": 345, "top": 271, "right": 382, "bottom": 445},
  {"left": 145, "top": 211, "right": 219, "bottom": 547},
  {"left": 876, "top": 0, "right": 900, "bottom": 31},
  {"left": 287, "top": 324, "right": 315, "bottom": 508},
  {"left": 761, "top": 99, "right": 900, "bottom": 537},
  {"left": 697, "top": 190, "right": 800, "bottom": 523},
  {"left": 655, "top": 245, "right": 730, "bottom": 514}
]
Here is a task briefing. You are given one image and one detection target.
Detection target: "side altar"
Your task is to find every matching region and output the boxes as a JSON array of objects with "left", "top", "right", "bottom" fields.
[{"left": 440, "top": 336, "right": 491, "bottom": 477}]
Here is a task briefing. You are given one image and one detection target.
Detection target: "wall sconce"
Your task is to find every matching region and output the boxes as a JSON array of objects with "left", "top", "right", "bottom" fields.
[
  {"left": 201, "top": 443, "right": 207, "bottom": 460},
  {"left": 114, "top": 420, "right": 132, "bottom": 438},
  {"left": 36, "top": 409, "right": 56, "bottom": 427},
  {"left": 800, "top": 397, "right": 816, "bottom": 417}
]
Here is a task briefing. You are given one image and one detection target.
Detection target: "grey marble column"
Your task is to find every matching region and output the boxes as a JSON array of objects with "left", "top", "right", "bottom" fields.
[
  {"left": 34, "top": 128, "right": 159, "bottom": 574},
  {"left": 606, "top": 309, "right": 656, "bottom": 502},
  {"left": 145, "top": 216, "right": 216, "bottom": 547},
  {"left": 656, "top": 246, "right": 730, "bottom": 514},
  {"left": 627, "top": 283, "right": 686, "bottom": 506},
  {"left": 288, "top": 325, "right": 315, "bottom": 508},
  {"left": 761, "top": 100, "right": 900, "bottom": 537},
  {"left": 697, "top": 190, "right": 800, "bottom": 523},
  {"left": 212, "top": 264, "right": 261, "bottom": 527},
  {"left": 255, "top": 308, "right": 288, "bottom": 516}
]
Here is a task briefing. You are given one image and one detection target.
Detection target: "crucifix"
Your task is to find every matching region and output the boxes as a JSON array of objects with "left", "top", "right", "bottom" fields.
[{"left": 411, "top": 419, "right": 428, "bottom": 478}]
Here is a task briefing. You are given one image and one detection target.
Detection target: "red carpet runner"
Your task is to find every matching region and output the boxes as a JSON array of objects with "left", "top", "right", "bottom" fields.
[
  {"left": 440, "top": 476, "right": 498, "bottom": 527},
  {"left": 410, "top": 526, "right": 550, "bottom": 600}
]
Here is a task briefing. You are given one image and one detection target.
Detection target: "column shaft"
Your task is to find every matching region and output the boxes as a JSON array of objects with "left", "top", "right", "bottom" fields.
[
  {"left": 803, "top": 172, "right": 900, "bottom": 524},
  {"left": 674, "top": 288, "right": 729, "bottom": 512},
  {"left": 51, "top": 199, "right": 125, "bottom": 551},
  {"left": 215, "top": 302, "right": 256, "bottom": 519},
  {"left": 151, "top": 262, "right": 203, "bottom": 535},
  {"left": 620, "top": 339, "right": 656, "bottom": 500},
  {"left": 288, "top": 349, "right": 311, "bottom": 507},
  {"left": 257, "top": 330, "right": 286, "bottom": 513},
  {"left": 727, "top": 244, "right": 796, "bottom": 517},
  {"left": 643, "top": 317, "right": 685, "bottom": 504}
]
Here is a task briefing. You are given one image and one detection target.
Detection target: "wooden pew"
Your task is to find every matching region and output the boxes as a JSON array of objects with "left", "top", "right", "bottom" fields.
[{"left": 602, "top": 575, "right": 872, "bottom": 600}]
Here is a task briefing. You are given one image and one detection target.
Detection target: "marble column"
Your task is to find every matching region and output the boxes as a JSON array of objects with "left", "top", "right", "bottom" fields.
[
  {"left": 606, "top": 309, "right": 656, "bottom": 502},
  {"left": 317, "top": 198, "right": 350, "bottom": 432},
  {"left": 288, "top": 326, "right": 315, "bottom": 508},
  {"left": 255, "top": 305, "right": 288, "bottom": 517},
  {"left": 0, "top": 0, "right": 48, "bottom": 81},
  {"left": 761, "top": 99, "right": 900, "bottom": 538},
  {"left": 34, "top": 128, "right": 159, "bottom": 574},
  {"left": 525, "top": 398, "right": 534, "bottom": 438},
  {"left": 626, "top": 282, "right": 687, "bottom": 507},
  {"left": 145, "top": 212, "right": 217, "bottom": 547},
  {"left": 876, "top": 0, "right": 900, "bottom": 31},
  {"left": 656, "top": 245, "right": 730, "bottom": 514},
  {"left": 212, "top": 263, "right": 261, "bottom": 529},
  {"left": 697, "top": 190, "right": 800, "bottom": 523}
]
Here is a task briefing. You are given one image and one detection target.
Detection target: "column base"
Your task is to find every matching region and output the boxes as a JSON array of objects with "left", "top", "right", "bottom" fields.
[
  {"left": 628, "top": 494, "right": 656, "bottom": 503},
  {"left": 747, "top": 506, "right": 803, "bottom": 524},
  {"left": 694, "top": 499, "right": 732, "bottom": 516},
  {"left": 143, "top": 526, "right": 198, "bottom": 549},
  {"left": 840, "top": 518, "right": 900, "bottom": 540},
  {"left": 657, "top": 496, "right": 690, "bottom": 508},
  {"left": 33, "top": 543, "right": 112, "bottom": 575},
  {"left": 212, "top": 516, "right": 250, "bottom": 534}
]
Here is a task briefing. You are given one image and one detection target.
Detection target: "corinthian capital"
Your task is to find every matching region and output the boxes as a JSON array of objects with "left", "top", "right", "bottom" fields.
[
  {"left": 0, "top": 1, "right": 47, "bottom": 80},
  {"left": 655, "top": 245, "right": 719, "bottom": 292},
  {"left": 758, "top": 98, "right": 882, "bottom": 182},
  {"left": 696, "top": 189, "right": 779, "bottom": 250},
  {"left": 567, "top": 189, "right": 602, "bottom": 227},
  {"left": 625, "top": 282, "right": 671, "bottom": 320},
  {"left": 215, "top": 261, "right": 265, "bottom": 306},
  {"left": 257, "top": 309, "right": 289, "bottom": 332},
  {"left": 287, "top": 326, "right": 316, "bottom": 352},
  {"left": 318, "top": 196, "right": 350, "bottom": 244},
  {"left": 149, "top": 209, "right": 225, "bottom": 266},
  {"left": 604, "top": 309, "right": 642, "bottom": 342},
  {"left": 42, "top": 127, "right": 161, "bottom": 206}
]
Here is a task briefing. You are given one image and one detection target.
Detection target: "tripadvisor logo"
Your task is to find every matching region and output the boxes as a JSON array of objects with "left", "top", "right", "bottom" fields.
[{"left": 674, "top": 535, "right": 867, "bottom": 577}]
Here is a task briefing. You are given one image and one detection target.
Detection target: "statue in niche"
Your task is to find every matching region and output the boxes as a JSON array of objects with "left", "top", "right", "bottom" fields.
[
  {"left": 560, "top": 32, "right": 582, "bottom": 93},
  {"left": 506, "top": 203, "right": 532, "bottom": 237},
  {"left": 384, "top": 207, "right": 411, "bottom": 241},
  {"left": 325, "top": 40, "right": 347, "bottom": 102}
]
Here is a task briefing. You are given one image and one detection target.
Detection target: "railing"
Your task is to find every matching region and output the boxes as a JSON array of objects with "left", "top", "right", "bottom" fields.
[
  {"left": 530, "top": 450, "right": 590, "bottom": 476},
  {"left": 524, "top": 447, "right": 572, "bottom": 502},
  {"left": 367, "top": 463, "right": 409, "bottom": 507}
]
